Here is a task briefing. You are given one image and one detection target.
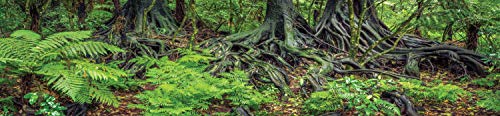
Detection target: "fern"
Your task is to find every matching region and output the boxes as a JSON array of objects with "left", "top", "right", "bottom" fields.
[
  {"left": 476, "top": 90, "right": 500, "bottom": 112},
  {"left": 399, "top": 79, "right": 470, "bottom": 102},
  {"left": 304, "top": 76, "right": 401, "bottom": 115},
  {"left": 36, "top": 60, "right": 123, "bottom": 107},
  {"left": 0, "top": 30, "right": 126, "bottom": 107},
  {"left": 9, "top": 30, "right": 41, "bottom": 41},
  {"left": 130, "top": 51, "right": 274, "bottom": 115}
]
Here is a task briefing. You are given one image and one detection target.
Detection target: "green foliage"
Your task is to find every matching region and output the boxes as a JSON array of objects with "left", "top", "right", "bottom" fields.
[
  {"left": 174, "top": 0, "right": 265, "bottom": 33},
  {"left": 36, "top": 60, "right": 126, "bottom": 106},
  {"left": 129, "top": 50, "right": 275, "bottom": 115},
  {"left": 0, "top": 1, "right": 25, "bottom": 37},
  {"left": 472, "top": 73, "right": 499, "bottom": 87},
  {"left": 0, "top": 96, "right": 15, "bottom": 116},
  {"left": 304, "top": 76, "right": 400, "bottom": 115},
  {"left": 399, "top": 79, "right": 470, "bottom": 102},
  {"left": 475, "top": 90, "right": 500, "bottom": 112},
  {"left": 378, "top": 0, "right": 499, "bottom": 44},
  {"left": 0, "top": 30, "right": 126, "bottom": 107},
  {"left": 86, "top": 9, "right": 113, "bottom": 31},
  {"left": 23, "top": 92, "right": 66, "bottom": 116},
  {"left": 10, "top": 30, "right": 41, "bottom": 40}
]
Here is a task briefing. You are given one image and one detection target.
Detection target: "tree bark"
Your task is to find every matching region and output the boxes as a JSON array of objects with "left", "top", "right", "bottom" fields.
[
  {"left": 174, "top": 0, "right": 186, "bottom": 22},
  {"left": 466, "top": 23, "right": 481, "bottom": 50},
  {"left": 112, "top": 0, "right": 121, "bottom": 15},
  {"left": 442, "top": 22, "right": 454, "bottom": 41},
  {"left": 205, "top": 0, "right": 324, "bottom": 92},
  {"left": 77, "top": 0, "right": 87, "bottom": 29},
  {"left": 29, "top": 4, "right": 41, "bottom": 33},
  {"left": 316, "top": 0, "right": 486, "bottom": 75},
  {"left": 98, "top": 0, "right": 178, "bottom": 36}
]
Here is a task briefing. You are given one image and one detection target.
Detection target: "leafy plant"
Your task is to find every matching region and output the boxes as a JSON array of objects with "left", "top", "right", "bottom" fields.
[
  {"left": 0, "top": 96, "right": 15, "bottom": 116},
  {"left": 471, "top": 74, "right": 498, "bottom": 87},
  {"left": 0, "top": 0, "right": 25, "bottom": 37},
  {"left": 129, "top": 50, "right": 275, "bottom": 115},
  {"left": 303, "top": 76, "right": 400, "bottom": 115},
  {"left": 399, "top": 79, "right": 470, "bottom": 102},
  {"left": 0, "top": 30, "right": 126, "bottom": 106},
  {"left": 23, "top": 92, "right": 66, "bottom": 116},
  {"left": 476, "top": 90, "right": 500, "bottom": 112},
  {"left": 172, "top": 0, "right": 265, "bottom": 33}
]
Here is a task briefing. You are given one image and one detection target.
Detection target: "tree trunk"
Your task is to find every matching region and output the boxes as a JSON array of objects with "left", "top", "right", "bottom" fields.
[
  {"left": 414, "top": 1, "right": 423, "bottom": 37},
  {"left": 95, "top": 0, "right": 179, "bottom": 70},
  {"left": 442, "top": 22, "right": 454, "bottom": 41},
  {"left": 466, "top": 23, "right": 481, "bottom": 50},
  {"left": 29, "top": 4, "right": 41, "bottom": 33},
  {"left": 112, "top": 0, "right": 121, "bottom": 15},
  {"left": 98, "top": 0, "right": 178, "bottom": 36},
  {"left": 205, "top": 0, "right": 324, "bottom": 92},
  {"left": 174, "top": 0, "right": 186, "bottom": 22},
  {"left": 77, "top": 0, "right": 87, "bottom": 29}
]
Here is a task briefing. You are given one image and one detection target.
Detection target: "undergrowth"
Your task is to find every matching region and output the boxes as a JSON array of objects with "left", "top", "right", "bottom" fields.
[
  {"left": 128, "top": 49, "right": 276, "bottom": 115},
  {"left": 399, "top": 79, "right": 470, "bottom": 103},
  {"left": 475, "top": 90, "right": 500, "bottom": 112},
  {"left": 303, "top": 76, "right": 400, "bottom": 115}
]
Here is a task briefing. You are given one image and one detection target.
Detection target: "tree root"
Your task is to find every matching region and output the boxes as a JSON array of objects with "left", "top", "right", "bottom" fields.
[
  {"left": 315, "top": 0, "right": 488, "bottom": 77},
  {"left": 65, "top": 103, "right": 88, "bottom": 116},
  {"left": 382, "top": 92, "right": 419, "bottom": 116}
]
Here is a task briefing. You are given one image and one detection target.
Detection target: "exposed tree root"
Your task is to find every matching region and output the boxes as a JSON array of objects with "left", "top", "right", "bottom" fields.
[
  {"left": 93, "top": 0, "right": 179, "bottom": 78},
  {"left": 200, "top": 0, "right": 331, "bottom": 92},
  {"left": 94, "top": 0, "right": 178, "bottom": 59},
  {"left": 315, "top": 0, "right": 487, "bottom": 76},
  {"left": 65, "top": 103, "right": 88, "bottom": 116},
  {"left": 382, "top": 92, "right": 419, "bottom": 116},
  {"left": 231, "top": 107, "right": 253, "bottom": 116},
  {"left": 201, "top": 0, "right": 419, "bottom": 94},
  {"left": 96, "top": 0, "right": 177, "bottom": 36}
]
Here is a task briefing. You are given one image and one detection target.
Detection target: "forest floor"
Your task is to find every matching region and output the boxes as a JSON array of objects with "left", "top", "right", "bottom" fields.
[
  {"left": 88, "top": 33, "right": 498, "bottom": 115},
  {"left": 84, "top": 65, "right": 498, "bottom": 115},
  {"left": 2, "top": 29, "right": 498, "bottom": 116}
]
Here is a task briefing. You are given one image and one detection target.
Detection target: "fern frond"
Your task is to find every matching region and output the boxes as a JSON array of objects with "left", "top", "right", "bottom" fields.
[
  {"left": 73, "top": 60, "right": 127, "bottom": 81},
  {"left": 89, "top": 85, "right": 119, "bottom": 107},
  {"left": 0, "top": 38, "right": 34, "bottom": 59},
  {"left": 37, "top": 63, "right": 91, "bottom": 103},
  {"left": 9, "top": 30, "right": 41, "bottom": 41},
  {"left": 129, "top": 56, "right": 161, "bottom": 68},
  {"left": 45, "top": 31, "right": 93, "bottom": 41},
  {"left": 33, "top": 31, "right": 93, "bottom": 54},
  {"left": 39, "top": 41, "right": 124, "bottom": 62},
  {"left": 52, "top": 74, "right": 89, "bottom": 103}
]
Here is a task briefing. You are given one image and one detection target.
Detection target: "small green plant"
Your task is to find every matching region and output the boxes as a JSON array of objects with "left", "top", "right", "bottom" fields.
[
  {"left": 0, "top": 96, "right": 15, "bottom": 116},
  {"left": 303, "top": 76, "right": 400, "bottom": 115},
  {"left": 23, "top": 92, "right": 66, "bottom": 116},
  {"left": 475, "top": 90, "right": 500, "bottom": 112},
  {"left": 399, "top": 79, "right": 470, "bottom": 102},
  {"left": 471, "top": 75, "right": 498, "bottom": 87}
]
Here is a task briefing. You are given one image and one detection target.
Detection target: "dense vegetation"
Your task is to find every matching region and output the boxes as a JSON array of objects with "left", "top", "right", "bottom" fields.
[{"left": 0, "top": 0, "right": 498, "bottom": 115}]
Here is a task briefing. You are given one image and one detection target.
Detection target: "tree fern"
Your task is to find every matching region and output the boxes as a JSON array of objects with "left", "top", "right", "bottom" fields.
[{"left": 0, "top": 30, "right": 126, "bottom": 107}]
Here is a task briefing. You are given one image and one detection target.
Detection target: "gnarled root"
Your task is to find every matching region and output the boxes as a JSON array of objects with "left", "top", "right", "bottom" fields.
[
  {"left": 65, "top": 103, "right": 88, "bottom": 116},
  {"left": 382, "top": 92, "right": 419, "bottom": 116}
]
